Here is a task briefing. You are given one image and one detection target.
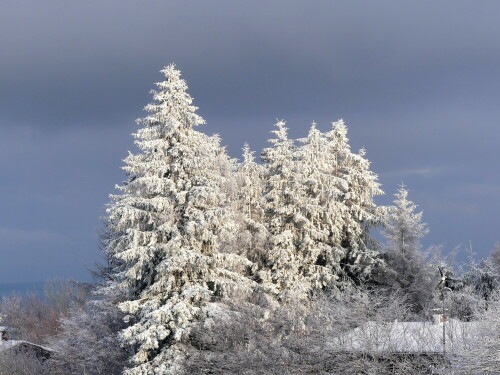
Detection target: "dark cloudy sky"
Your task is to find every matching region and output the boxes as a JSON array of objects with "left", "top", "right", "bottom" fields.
[{"left": 1, "top": 1, "right": 499, "bottom": 283}]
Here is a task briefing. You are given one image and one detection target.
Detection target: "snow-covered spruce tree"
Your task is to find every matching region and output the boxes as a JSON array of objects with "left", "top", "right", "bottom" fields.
[
  {"left": 381, "top": 184, "right": 434, "bottom": 314},
  {"left": 259, "top": 120, "right": 384, "bottom": 297},
  {"left": 326, "top": 120, "right": 384, "bottom": 282},
  {"left": 105, "top": 65, "right": 253, "bottom": 374},
  {"left": 382, "top": 183, "right": 427, "bottom": 255},
  {"left": 292, "top": 123, "right": 347, "bottom": 287},
  {"left": 230, "top": 143, "right": 269, "bottom": 264},
  {"left": 239, "top": 143, "right": 266, "bottom": 225},
  {"left": 260, "top": 120, "right": 311, "bottom": 297}
]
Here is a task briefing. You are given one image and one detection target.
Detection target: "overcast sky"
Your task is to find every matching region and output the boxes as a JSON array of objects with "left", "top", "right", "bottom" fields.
[{"left": 1, "top": 1, "right": 499, "bottom": 283}]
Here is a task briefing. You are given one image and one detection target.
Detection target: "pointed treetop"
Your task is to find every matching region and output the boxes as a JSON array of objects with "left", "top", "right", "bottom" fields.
[
  {"left": 332, "top": 119, "right": 347, "bottom": 132},
  {"left": 270, "top": 119, "right": 289, "bottom": 141},
  {"left": 383, "top": 183, "right": 429, "bottom": 254},
  {"left": 159, "top": 63, "right": 179, "bottom": 78},
  {"left": 308, "top": 121, "right": 320, "bottom": 137},
  {"left": 394, "top": 183, "right": 413, "bottom": 209},
  {"left": 297, "top": 121, "right": 323, "bottom": 148},
  {"left": 327, "top": 119, "right": 349, "bottom": 147},
  {"left": 138, "top": 63, "right": 205, "bottom": 130},
  {"left": 242, "top": 143, "right": 255, "bottom": 164}
]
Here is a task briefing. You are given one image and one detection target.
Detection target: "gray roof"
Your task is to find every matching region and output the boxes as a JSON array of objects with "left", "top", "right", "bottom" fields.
[{"left": 0, "top": 340, "right": 53, "bottom": 354}]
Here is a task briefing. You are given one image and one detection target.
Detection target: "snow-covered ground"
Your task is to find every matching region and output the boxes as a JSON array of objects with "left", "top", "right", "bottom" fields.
[{"left": 334, "top": 317, "right": 478, "bottom": 354}]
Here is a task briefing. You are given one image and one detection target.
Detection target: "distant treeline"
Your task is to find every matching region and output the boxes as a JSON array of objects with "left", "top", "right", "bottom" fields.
[{"left": 0, "top": 282, "right": 45, "bottom": 298}]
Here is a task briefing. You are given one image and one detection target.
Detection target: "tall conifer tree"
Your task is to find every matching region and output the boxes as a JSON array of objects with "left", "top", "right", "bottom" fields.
[
  {"left": 326, "top": 120, "right": 384, "bottom": 281},
  {"left": 294, "top": 123, "right": 345, "bottom": 287},
  {"left": 239, "top": 143, "right": 266, "bottom": 225},
  {"left": 106, "top": 65, "right": 251, "bottom": 374},
  {"left": 260, "top": 120, "right": 310, "bottom": 297},
  {"left": 383, "top": 183, "right": 428, "bottom": 254},
  {"left": 381, "top": 184, "right": 433, "bottom": 313}
]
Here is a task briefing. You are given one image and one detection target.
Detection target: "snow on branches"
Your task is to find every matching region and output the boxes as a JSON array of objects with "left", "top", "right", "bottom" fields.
[
  {"left": 105, "top": 65, "right": 385, "bottom": 374},
  {"left": 105, "top": 65, "right": 253, "bottom": 374},
  {"left": 259, "top": 120, "right": 384, "bottom": 299}
]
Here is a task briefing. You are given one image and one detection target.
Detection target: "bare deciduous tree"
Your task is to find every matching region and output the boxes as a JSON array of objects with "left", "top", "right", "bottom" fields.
[{"left": 0, "top": 349, "right": 50, "bottom": 375}]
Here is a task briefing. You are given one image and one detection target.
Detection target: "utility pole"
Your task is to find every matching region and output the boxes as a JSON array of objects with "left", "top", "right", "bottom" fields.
[
  {"left": 437, "top": 266, "right": 447, "bottom": 355},
  {"left": 441, "top": 279, "right": 446, "bottom": 354}
]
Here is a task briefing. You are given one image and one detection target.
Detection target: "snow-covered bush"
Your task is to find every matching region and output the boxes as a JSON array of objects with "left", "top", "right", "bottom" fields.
[
  {"left": 47, "top": 286, "right": 128, "bottom": 375},
  {"left": 0, "top": 349, "right": 50, "bottom": 375},
  {"left": 0, "top": 280, "right": 78, "bottom": 345},
  {"left": 453, "top": 292, "right": 500, "bottom": 374},
  {"left": 185, "top": 286, "right": 443, "bottom": 375}
]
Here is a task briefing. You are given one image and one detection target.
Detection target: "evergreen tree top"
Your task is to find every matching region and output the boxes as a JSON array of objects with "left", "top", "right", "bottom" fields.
[
  {"left": 331, "top": 119, "right": 347, "bottom": 137},
  {"left": 269, "top": 120, "right": 290, "bottom": 143},
  {"left": 261, "top": 120, "right": 295, "bottom": 165},
  {"left": 137, "top": 63, "right": 205, "bottom": 131},
  {"left": 242, "top": 143, "right": 255, "bottom": 164},
  {"left": 383, "top": 183, "right": 428, "bottom": 254},
  {"left": 394, "top": 183, "right": 419, "bottom": 214}
]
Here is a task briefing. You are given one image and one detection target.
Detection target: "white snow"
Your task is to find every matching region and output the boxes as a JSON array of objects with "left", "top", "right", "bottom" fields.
[{"left": 336, "top": 318, "right": 478, "bottom": 354}]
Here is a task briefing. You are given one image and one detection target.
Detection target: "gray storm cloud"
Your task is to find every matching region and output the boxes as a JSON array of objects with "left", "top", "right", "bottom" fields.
[{"left": 0, "top": 0, "right": 499, "bottom": 282}]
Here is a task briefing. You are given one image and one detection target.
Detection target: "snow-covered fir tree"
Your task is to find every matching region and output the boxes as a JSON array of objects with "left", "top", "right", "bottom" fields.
[
  {"left": 326, "top": 120, "right": 384, "bottom": 281},
  {"left": 231, "top": 143, "right": 269, "bottom": 264},
  {"left": 239, "top": 143, "right": 266, "bottom": 225},
  {"left": 381, "top": 184, "right": 434, "bottom": 314},
  {"left": 105, "top": 65, "right": 253, "bottom": 374},
  {"left": 260, "top": 120, "right": 310, "bottom": 297},
  {"left": 259, "top": 120, "right": 384, "bottom": 297},
  {"left": 293, "top": 123, "right": 346, "bottom": 286},
  {"left": 383, "top": 183, "right": 428, "bottom": 254}
]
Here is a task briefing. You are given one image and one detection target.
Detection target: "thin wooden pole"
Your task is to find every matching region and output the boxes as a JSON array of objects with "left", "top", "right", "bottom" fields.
[{"left": 442, "top": 283, "right": 446, "bottom": 355}]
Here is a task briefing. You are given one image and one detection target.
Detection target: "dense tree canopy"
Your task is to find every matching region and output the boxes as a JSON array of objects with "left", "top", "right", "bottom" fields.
[{"left": 6, "top": 65, "right": 496, "bottom": 375}]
